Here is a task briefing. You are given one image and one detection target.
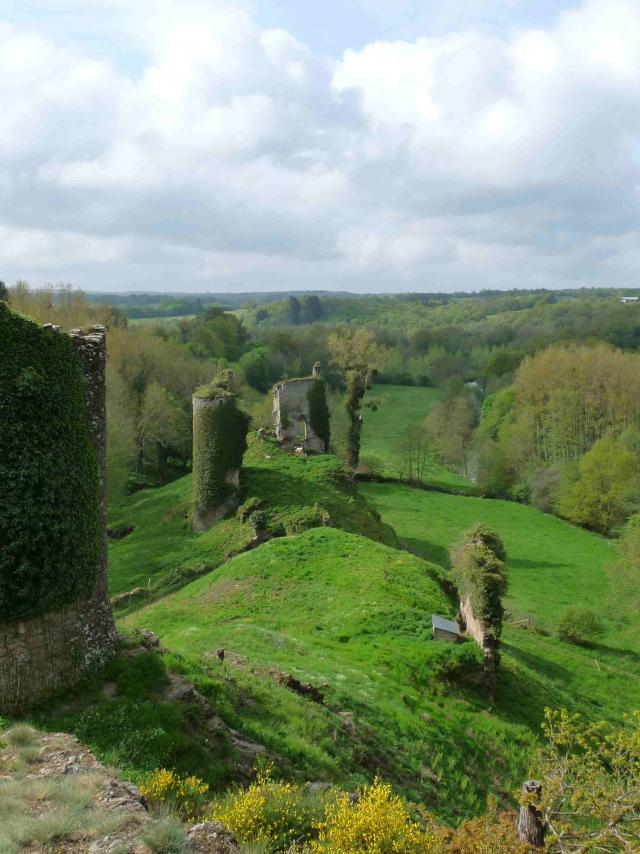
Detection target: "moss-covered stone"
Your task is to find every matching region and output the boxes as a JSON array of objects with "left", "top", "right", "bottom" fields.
[
  {"left": 192, "top": 391, "right": 250, "bottom": 530},
  {"left": 0, "top": 303, "right": 102, "bottom": 621}
]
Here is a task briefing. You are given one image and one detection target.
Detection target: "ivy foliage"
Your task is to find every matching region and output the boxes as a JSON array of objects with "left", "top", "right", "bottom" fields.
[
  {"left": 307, "top": 378, "right": 330, "bottom": 450},
  {"left": 450, "top": 524, "right": 508, "bottom": 644},
  {"left": 192, "top": 385, "right": 250, "bottom": 512},
  {"left": 0, "top": 303, "right": 101, "bottom": 621}
]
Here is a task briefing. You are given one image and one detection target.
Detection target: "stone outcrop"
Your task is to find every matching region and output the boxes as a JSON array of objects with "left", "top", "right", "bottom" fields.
[
  {"left": 272, "top": 376, "right": 329, "bottom": 453},
  {"left": 0, "top": 324, "right": 116, "bottom": 713}
]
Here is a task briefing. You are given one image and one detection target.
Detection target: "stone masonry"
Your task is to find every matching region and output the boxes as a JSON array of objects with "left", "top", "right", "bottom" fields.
[
  {"left": 191, "top": 393, "right": 242, "bottom": 532},
  {"left": 458, "top": 595, "right": 498, "bottom": 676},
  {"left": 272, "top": 378, "right": 327, "bottom": 453},
  {"left": 0, "top": 325, "right": 116, "bottom": 713}
]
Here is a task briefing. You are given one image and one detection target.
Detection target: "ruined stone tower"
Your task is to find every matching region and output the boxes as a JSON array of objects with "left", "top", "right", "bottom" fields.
[
  {"left": 272, "top": 373, "right": 330, "bottom": 453},
  {"left": 0, "top": 306, "right": 116, "bottom": 713},
  {"left": 192, "top": 385, "right": 250, "bottom": 532}
]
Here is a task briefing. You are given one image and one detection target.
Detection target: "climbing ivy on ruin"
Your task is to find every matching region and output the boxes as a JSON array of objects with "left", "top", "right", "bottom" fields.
[
  {"left": 0, "top": 303, "right": 102, "bottom": 620},
  {"left": 307, "top": 378, "right": 330, "bottom": 450},
  {"left": 192, "top": 385, "right": 250, "bottom": 513},
  {"left": 451, "top": 524, "right": 508, "bottom": 644}
]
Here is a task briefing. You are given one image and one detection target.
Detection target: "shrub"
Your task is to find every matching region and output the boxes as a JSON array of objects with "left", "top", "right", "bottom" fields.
[
  {"left": 311, "top": 778, "right": 436, "bottom": 853},
  {"left": 558, "top": 438, "right": 638, "bottom": 533},
  {"left": 283, "top": 505, "right": 331, "bottom": 535},
  {"left": 557, "top": 607, "right": 603, "bottom": 645},
  {"left": 210, "top": 766, "right": 324, "bottom": 850},
  {"left": 528, "top": 466, "right": 561, "bottom": 513},
  {"left": 139, "top": 769, "right": 209, "bottom": 821},
  {"left": 441, "top": 810, "right": 529, "bottom": 853},
  {"left": 357, "top": 455, "right": 383, "bottom": 478}
]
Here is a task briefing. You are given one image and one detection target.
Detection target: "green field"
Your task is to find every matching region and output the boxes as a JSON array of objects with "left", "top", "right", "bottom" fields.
[
  {"left": 29, "top": 436, "right": 640, "bottom": 829},
  {"left": 360, "top": 385, "right": 475, "bottom": 492},
  {"left": 361, "top": 483, "right": 640, "bottom": 723}
]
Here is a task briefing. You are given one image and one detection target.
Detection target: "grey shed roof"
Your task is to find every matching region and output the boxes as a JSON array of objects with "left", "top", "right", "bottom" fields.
[{"left": 432, "top": 614, "right": 461, "bottom": 634}]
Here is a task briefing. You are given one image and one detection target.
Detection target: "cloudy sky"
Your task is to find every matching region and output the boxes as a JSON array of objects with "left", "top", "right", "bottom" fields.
[{"left": 2, "top": 0, "right": 640, "bottom": 293}]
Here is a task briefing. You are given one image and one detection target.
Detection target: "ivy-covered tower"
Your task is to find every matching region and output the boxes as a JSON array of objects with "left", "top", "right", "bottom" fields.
[
  {"left": 192, "top": 384, "right": 250, "bottom": 532},
  {"left": 0, "top": 305, "right": 116, "bottom": 713},
  {"left": 272, "top": 369, "right": 330, "bottom": 454}
]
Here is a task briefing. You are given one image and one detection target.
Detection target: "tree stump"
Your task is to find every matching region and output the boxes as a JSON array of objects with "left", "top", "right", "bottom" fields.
[{"left": 517, "top": 780, "right": 546, "bottom": 847}]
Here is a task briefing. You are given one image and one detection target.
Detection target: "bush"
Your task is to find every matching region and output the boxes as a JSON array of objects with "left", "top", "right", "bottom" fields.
[
  {"left": 357, "top": 455, "right": 383, "bottom": 478},
  {"left": 528, "top": 466, "right": 561, "bottom": 513},
  {"left": 557, "top": 607, "right": 604, "bottom": 645},
  {"left": 558, "top": 438, "right": 638, "bottom": 533},
  {"left": 139, "top": 769, "right": 209, "bottom": 821},
  {"left": 311, "top": 778, "right": 436, "bottom": 853},
  {"left": 210, "top": 766, "right": 325, "bottom": 850},
  {"left": 283, "top": 505, "right": 331, "bottom": 535}
]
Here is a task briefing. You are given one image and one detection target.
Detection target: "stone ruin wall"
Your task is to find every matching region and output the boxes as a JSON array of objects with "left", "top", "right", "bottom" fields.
[
  {"left": 191, "top": 393, "right": 242, "bottom": 533},
  {"left": 0, "top": 325, "right": 116, "bottom": 713},
  {"left": 458, "top": 594, "right": 497, "bottom": 674},
  {"left": 272, "top": 379, "right": 326, "bottom": 453}
]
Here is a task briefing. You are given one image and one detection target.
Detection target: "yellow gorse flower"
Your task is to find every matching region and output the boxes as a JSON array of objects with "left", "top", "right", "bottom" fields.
[
  {"left": 311, "top": 778, "right": 435, "bottom": 853},
  {"left": 139, "top": 768, "right": 209, "bottom": 821}
]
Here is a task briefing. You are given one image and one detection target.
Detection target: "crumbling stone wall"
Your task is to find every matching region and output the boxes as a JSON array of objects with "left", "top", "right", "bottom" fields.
[
  {"left": 458, "top": 595, "right": 496, "bottom": 665},
  {"left": 272, "top": 376, "right": 329, "bottom": 453},
  {"left": 0, "top": 316, "right": 116, "bottom": 713},
  {"left": 192, "top": 387, "right": 249, "bottom": 532}
]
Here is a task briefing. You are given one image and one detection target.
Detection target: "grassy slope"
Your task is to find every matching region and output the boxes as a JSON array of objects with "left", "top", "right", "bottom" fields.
[
  {"left": 361, "top": 385, "right": 474, "bottom": 491},
  {"left": 361, "top": 483, "right": 640, "bottom": 725},
  {"left": 108, "top": 435, "right": 396, "bottom": 598},
  {"left": 125, "top": 527, "right": 533, "bottom": 820}
]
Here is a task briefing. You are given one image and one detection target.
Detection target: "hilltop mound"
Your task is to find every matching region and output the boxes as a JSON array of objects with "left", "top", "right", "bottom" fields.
[
  {"left": 120, "top": 527, "right": 532, "bottom": 819},
  {"left": 108, "top": 435, "right": 396, "bottom": 603}
]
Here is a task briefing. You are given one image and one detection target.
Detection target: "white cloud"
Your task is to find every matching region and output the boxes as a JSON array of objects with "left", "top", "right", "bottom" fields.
[{"left": 1, "top": 0, "right": 640, "bottom": 291}]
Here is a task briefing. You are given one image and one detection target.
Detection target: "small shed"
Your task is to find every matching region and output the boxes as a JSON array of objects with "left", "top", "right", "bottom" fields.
[{"left": 432, "top": 614, "right": 461, "bottom": 643}]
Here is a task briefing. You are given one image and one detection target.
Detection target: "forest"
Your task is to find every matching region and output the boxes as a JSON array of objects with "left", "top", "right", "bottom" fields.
[{"left": 6, "top": 281, "right": 640, "bottom": 536}]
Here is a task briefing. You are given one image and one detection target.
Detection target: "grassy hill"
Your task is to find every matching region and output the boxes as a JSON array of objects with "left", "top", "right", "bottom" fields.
[
  {"left": 361, "top": 483, "right": 640, "bottom": 724},
  {"left": 23, "top": 436, "right": 638, "bottom": 831},
  {"left": 108, "top": 435, "right": 396, "bottom": 601},
  {"left": 123, "top": 527, "right": 532, "bottom": 820},
  {"left": 360, "top": 385, "right": 476, "bottom": 492}
]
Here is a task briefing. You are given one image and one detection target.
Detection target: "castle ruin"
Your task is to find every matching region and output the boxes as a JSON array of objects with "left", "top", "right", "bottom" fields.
[
  {"left": 0, "top": 307, "right": 116, "bottom": 713},
  {"left": 272, "top": 366, "right": 330, "bottom": 453},
  {"left": 192, "top": 385, "right": 249, "bottom": 532}
]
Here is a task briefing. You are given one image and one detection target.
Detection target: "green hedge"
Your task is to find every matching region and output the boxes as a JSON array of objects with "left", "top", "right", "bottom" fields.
[
  {"left": 0, "top": 304, "right": 101, "bottom": 621},
  {"left": 192, "top": 390, "right": 250, "bottom": 513},
  {"left": 307, "top": 378, "right": 330, "bottom": 449}
]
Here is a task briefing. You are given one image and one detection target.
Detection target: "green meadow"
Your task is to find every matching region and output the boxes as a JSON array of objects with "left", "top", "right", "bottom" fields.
[
  {"left": 30, "top": 425, "right": 639, "bottom": 828},
  {"left": 361, "top": 384, "right": 475, "bottom": 492},
  {"left": 361, "top": 482, "right": 640, "bottom": 724}
]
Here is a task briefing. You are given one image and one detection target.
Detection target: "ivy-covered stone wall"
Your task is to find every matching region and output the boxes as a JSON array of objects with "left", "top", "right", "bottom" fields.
[
  {"left": 0, "top": 306, "right": 115, "bottom": 712},
  {"left": 192, "top": 385, "right": 250, "bottom": 532},
  {"left": 450, "top": 524, "right": 507, "bottom": 683},
  {"left": 272, "top": 376, "right": 330, "bottom": 453}
]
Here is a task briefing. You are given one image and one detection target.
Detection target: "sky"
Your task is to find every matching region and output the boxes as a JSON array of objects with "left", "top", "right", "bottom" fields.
[{"left": 1, "top": 0, "right": 640, "bottom": 293}]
